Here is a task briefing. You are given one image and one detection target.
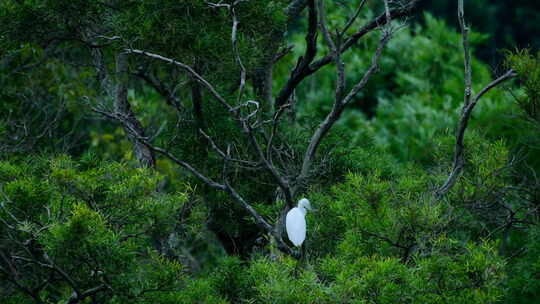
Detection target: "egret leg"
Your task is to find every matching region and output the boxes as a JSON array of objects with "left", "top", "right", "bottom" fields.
[{"left": 293, "top": 244, "right": 307, "bottom": 277}]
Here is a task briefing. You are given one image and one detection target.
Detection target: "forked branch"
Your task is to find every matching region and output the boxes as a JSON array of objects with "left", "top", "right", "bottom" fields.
[
  {"left": 435, "top": 0, "right": 517, "bottom": 197},
  {"left": 275, "top": 0, "right": 418, "bottom": 108},
  {"left": 296, "top": 3, "right": 394, "bottom": 191}
]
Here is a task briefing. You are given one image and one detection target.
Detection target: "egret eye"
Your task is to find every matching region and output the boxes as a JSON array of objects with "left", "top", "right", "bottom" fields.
[{"left": 298, "top": 198, "right": 312, "bottom": 211}]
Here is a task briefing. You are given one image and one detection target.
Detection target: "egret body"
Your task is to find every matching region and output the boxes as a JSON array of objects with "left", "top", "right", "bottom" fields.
[{"left": 286, "top": 198, "right": 312, "bottom": 247}]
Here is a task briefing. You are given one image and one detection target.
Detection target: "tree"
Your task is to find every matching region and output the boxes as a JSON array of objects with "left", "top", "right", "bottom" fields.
[{"left": 1, "top": 0, "right": 538, "bottom": 303}]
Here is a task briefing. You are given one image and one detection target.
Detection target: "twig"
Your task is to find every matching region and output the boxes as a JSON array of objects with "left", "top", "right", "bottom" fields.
[
  {"left": 339, "top": 0, "right": 368, "bottom": 37},
  {"left": 126, "top": 49, "right": 231, "bottom": 111}
]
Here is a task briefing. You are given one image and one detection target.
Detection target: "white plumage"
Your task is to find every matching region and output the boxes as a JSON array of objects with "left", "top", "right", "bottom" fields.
[{"left": 286, "top": 198, "right": 312, "bottom": 247}]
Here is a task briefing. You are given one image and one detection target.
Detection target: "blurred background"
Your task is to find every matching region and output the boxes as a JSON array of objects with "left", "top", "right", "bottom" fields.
[
  {"left": 419, "top": 0, "right": 540, "bottom": 65},
  {"left": 2, "top": 1, "right": 540, "bottom": 302}
]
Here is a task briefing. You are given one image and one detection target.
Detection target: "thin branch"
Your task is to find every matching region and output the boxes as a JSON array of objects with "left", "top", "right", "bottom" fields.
[
  {"left": 317, "top": 0, "right": 337, "bottom": 53},
  {"left": 91, "top": 106, "right": 296, "bottom": 254},
  {"left": 126, "top": 45, "right": 297, "bottom": 214},
  {"left": 67, "top": 285, "right": 107, "bottom": 304},
  {"left": 297, "top": 28, "right": 393, "bottom": 190},
  {"left": 383, "top": 0, "right": 391, "bottom": 24},
  {"left": 436, "top": 69, "right": 516, "bottom": 197},
  {"left": 230, "top": 6, "right": 247, "bottom": 104},
  {"left": 458, "top": 0, "right": 472, "bottom": 107},
  {"left": 133, "top": 69, "right": 183, "bottom": 110},
  {"left": 435, "top": 0, "right": 517, "bottom": 197},
  {"left": 91, "top": 107, "right": 226, "bottom": 190},
  {"left": 272, "top": 45, "right": 294, "bottom": 64},
  {"left": 341, "top": 31, "right": 392, "bottom": 106},
  {"left": 224, "top": 181, "right": 273, "bottom": 233},
  {"left": 208, "top": 2, "right": 297, "bottom": 207},
  {"left": 266, "top": 103, "right": 291, "bottom": 161},
  {"left": 129, "top": 46, "right": 290, "bottom": 199},
  {"left": 274, "top": 0, "right": 418, "bottom": 108},
  {"left": 199, "top": 129, "right": 259, "bottom": 167},
  {"left": 126, "top": 49, "right": 231, "bottom": 111},
  {"left": 339, "top": 0, "right": 368, "bottom": 37},
  {"left": 473, "top": 69, "right": 517, "bottom": 103},
  {"left": 220, "top": 144, "right": 296, "bottom": 257},
  {"left": 359, "top": 228, "right": 408, "bottom": 250},
  {"left": 243, "top": 119, "right": 295, "bottom": 207},
  {"left": 275, "top": 0, "right": 318, "bottom": 108}
]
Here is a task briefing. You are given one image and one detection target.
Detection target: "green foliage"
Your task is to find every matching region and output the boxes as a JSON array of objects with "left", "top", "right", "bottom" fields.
[
  {"left": 0, "top": 0, "right": 101, "bottom": 50},
  {"left": 1, "top": 133, "right": 519, "bottom": 303},
  {"left": 0, "top": 155, "right": 227, "bottom": 303},
  {"left": 505, "top": 226, "right": 540, "bottom": 303},
  {"left": 186, "top": 134, "right": 513, "bottom": 304},
  {"left": 115, "top": 0, "right": 287, "bottom": 78},
  {"left": 2, "top": 1, "right": 539, "bottom": 303},
  {"left": 506, "top": 49, "right": 540, "bottom": 123},
  {"left": 284, "top": 13, "right": 525, "bottom": 165}
]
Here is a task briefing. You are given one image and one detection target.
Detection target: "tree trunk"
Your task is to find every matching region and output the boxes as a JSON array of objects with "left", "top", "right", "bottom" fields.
[{"left": 114, "top": 53, "right": 156, "bottom": 168}]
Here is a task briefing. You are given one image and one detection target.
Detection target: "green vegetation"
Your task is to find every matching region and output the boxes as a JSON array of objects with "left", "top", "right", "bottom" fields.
[{"left": 1, "top": 0, "right": 539, "bottom": 303}]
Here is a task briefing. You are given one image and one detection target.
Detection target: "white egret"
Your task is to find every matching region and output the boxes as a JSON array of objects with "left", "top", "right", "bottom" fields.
[{"left": 286, "top": 198, "right": 312, "bottom": 247}]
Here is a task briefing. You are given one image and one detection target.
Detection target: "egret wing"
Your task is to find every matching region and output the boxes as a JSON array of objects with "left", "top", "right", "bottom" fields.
[{"left": 285, "top": 208, "right": 306, "bottom": 247}]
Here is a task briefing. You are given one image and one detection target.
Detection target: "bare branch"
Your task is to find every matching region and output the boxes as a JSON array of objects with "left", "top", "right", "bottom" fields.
[
  {"left": 275, "top": 0, "right": 318, "bottom": 108},
  {"left": 224, "top": 181, "right": 273, "bottom": 233},
  {"left": 473, "top": 69, "right": 517, "bottom": 104},
  {"left": 341, "top": 0, "right": 415, "bottom": 51},
  {"left": 272, "top": 45, "right": 294, "bottom": 64},
  {"left": 317, "top": 0, "right": 346, "bottom": 105},
  {"left": 126, "top": 46, "right": 297, "bottom": 213},
  {"left": 458, "top": 0, "right": 472, "bottom": 107},
  {"left": 341, "top": 31, "right": 392, "bottom": 106},
  {"left": 230, "top": 6, "right": 247, "bottom": 104},
  {"left": 339, "top": 0, "right": 368, "bottom": 37},
  {"left": 383, "top": 0, "right": 391, "bottom": 24},
  {"left": 91, "top": 105, "right": 296, "bottom": 255},
  {"left": 67, "top": 285, "right": 107, "bottom": 304},
  {"left": 91, "top": 107, "right": 226, "bottom": 190},
  {"left": 206, "top": 2, "right": 298, "bottom": 207},
  {"left": 436, "top": 69, "right": 516, "bottom": 197},
  {"left": 317, "top": 0, "right": 337, "bottom": 53},
  {"left": 435, "top": 1, "right": 517, "bottom": 197},
  {"left": 243, "top": 119, "right": 295, "bottom": 207},
  {"left": 275, "top": 0, "right": 418, "bottom": 108},
  {"left": 266, "top": 103, "right": 292, "bottom": 161},
  {"left": 296, "top": 28, "right": 393, "bottom": 190},
  {"left": 133, "top": 69, "right": 183, "bottom": 110},
  {"left": 199, "top": 129, "right": 260, "bottom": 167},
  {"left": 126, "top": 49, "right": 232, "bottom": 111}
]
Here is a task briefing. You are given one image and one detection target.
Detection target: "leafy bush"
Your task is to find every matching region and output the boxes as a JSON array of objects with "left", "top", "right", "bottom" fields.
[
  {"left": 0, "top": 155, "right": 227, "bottom": 303},
  {"left": 206, "top": 134, "right": 516, "bottom": 304}
]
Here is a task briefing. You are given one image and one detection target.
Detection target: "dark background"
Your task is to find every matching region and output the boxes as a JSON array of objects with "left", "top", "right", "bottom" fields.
[{"left": 419, "top": 0, "right": 540, "bottom": 65}]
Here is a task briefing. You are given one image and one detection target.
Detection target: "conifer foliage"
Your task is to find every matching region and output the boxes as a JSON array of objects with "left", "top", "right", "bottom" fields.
[{"left": 1, "top": 0, "right": 539, "bottom": 303}]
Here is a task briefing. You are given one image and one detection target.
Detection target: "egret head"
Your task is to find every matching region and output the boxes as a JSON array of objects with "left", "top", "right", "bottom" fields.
[{"left": 297, "top": 198, "right": 312, "bottom": 212}]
